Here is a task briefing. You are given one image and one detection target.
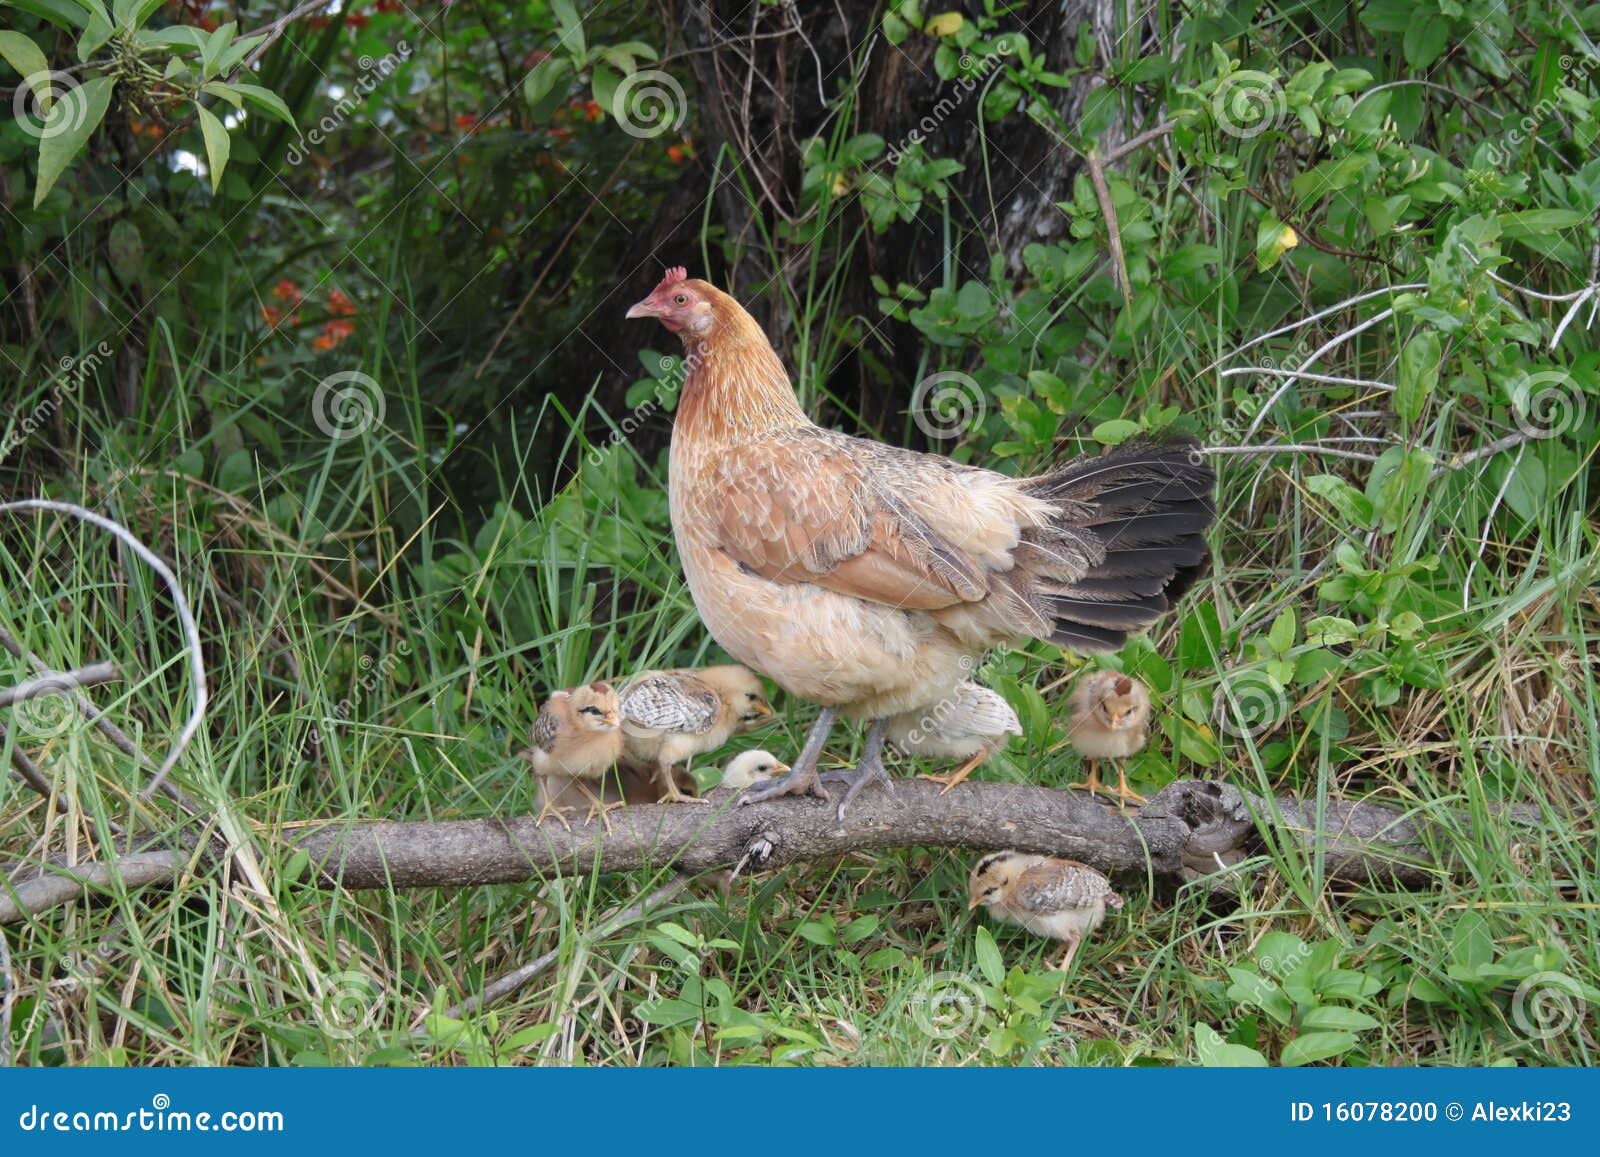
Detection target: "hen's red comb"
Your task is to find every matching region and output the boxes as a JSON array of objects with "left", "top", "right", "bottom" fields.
[{"left": 654, "top": 266, "right": 689, "bottom": 293}]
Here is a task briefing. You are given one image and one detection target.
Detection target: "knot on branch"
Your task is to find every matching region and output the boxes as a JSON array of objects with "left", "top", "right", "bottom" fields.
[{"left": 1141, "top": 779, "right": 1256, "bottom": 884}]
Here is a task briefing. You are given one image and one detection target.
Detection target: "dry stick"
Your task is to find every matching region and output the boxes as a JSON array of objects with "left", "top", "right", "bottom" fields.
[
  {"left": 0, "top": 721, "right": 60, "bottom": 809},
  {"left": 0, "top": 778, "right": 1541, "bottom": 925},
  {"left": 443, "top": 877, "right": 690, "bottom": 1020},
  {"left": 0, "top": 501, "right": 207, "bottom": 802},
  {"left": 1085, "top": 148, "right": 1134, "bottom": 312},
  {"left": 0, "top": 663, "right": 120, "bottom": 709}
]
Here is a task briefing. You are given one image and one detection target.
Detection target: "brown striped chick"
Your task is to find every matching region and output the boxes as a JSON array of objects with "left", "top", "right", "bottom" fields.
[
  {"left": 968, "top": 852, "right": 1124, "bottom": 972},
  {"left": 716, "top": 748, "right": 790, "bottom": 793},
  {"left": 522, "top": 682, "right": 622, "bottom": 821},
  {"left": 619, "top": 665, "right": 774, "bottom": 804},
  {"left": 886, "top": 681, "right": 1021, "bottom": 792},
  {"left": 1065, "top": 671, "right": 1151, "bottom": 804}
]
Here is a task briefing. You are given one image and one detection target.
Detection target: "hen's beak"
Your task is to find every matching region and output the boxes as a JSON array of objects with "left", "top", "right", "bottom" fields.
[{"left": 625, "top": 297, "right": 656, "bottom": 320}]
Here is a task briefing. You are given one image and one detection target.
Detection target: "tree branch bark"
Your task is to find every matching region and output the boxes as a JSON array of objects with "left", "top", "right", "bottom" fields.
[{"left": 1, "top": 779, "right": 1543, "bottom": 924}]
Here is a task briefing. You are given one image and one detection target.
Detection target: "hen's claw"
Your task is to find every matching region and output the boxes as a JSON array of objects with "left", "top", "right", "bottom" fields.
[
  {"left": 740, "top": 763, "right": 829, "bottom": 804},
  {"left": 818, "top": 718, "right": 892, "bottom": 820}
]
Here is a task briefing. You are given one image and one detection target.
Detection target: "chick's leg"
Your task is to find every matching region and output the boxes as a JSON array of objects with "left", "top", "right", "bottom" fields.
[
  {"left": 740, "top": 707, "right": 836, "bottom": 805},
  {"left": 818, "top": 718, "right": 892, "bottom": 820},
  {"left": 1075, "top": 759, "right": 1103, "bottom": 795},
  {"left": 1055, "top": 936, "right": 1082, "bottom": 973},
  {"left": 1112, "top": 761, "right": 1147, "bottom": 805},
  {"left": 656, "top": 760, "right": 709, "bottom": 805},
  {"left": 920, "top": 750, "right": 985, "bottom": 793}
]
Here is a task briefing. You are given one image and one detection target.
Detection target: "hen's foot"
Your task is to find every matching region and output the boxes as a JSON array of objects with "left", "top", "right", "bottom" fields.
[
  {"left": 739, "top": 762, "right": 828, "bottom": 804},
  {"left": 819, "top": 761, "right": 893, "bottom": 819},
  {"left": 740, "top": 705, "right": 837, "bottom": 807}
]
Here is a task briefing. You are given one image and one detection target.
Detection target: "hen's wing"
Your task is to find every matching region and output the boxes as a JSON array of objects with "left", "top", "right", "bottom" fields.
[
  {"left": 1012, "top": 860, "right": 1115, "bottom": 914},
  {"left": 619, "top": 673, "right": 719, "bottom": 737},
  {"left": 702, "top": 429, "right": 994, "bottom": 611}
]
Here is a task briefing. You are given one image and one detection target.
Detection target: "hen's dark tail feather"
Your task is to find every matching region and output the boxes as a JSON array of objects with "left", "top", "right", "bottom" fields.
[{"left": 1019, "top": 437, "right": 1215, "bottom": 653}]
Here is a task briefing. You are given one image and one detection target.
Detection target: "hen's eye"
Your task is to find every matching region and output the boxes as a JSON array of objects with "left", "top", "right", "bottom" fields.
[{"left": 673, "top": 293, "right": 689, "bottom": 305}]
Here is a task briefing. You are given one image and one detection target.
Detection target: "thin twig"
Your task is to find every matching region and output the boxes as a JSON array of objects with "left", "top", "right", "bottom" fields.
[
  {"left": 1085, "top": 148, "right": 1133, "bottom": 311},
  {"left": 238, "top": 0, "right": 336, "bottom": 75},
  {"left": 1201, "top": 443, "right": 1385, "bottom": 463},
  {"left": 0, "top": 663, "right": 120, "bottom": 708},
  {"left": 0, "top": 501, "right": 207, "bottom": 802}
]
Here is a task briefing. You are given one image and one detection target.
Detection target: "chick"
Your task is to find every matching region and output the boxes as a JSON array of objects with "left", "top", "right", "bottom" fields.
[
  {"left": 522, "top": 682, "right": 623, "bottom": 821},
  {"left": 619, "top": 665, "right": 775, "bottom": 804},
  {"left": 716, "top": 748, "right": 790, "bottom": 792},
  {"left": 1065, "top": 671, "right": 1151, "bottom": 804},
  {"left": 886, "top": 681, "right": 1021, "bottom": 792},
  {"left": 533, "top": 761, "right": 699, "bottom": 815},
  {"left": 967, "top": 851, "right": 1123, "bottom": 972}
]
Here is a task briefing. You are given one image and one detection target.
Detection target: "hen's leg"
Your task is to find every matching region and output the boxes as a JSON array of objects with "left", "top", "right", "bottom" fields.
[
  {"left": 740, "top": 707, "right": 835, "bottom": 805},
  {"left": 818, "top": 718, "right": 892, "bottom": 820}
]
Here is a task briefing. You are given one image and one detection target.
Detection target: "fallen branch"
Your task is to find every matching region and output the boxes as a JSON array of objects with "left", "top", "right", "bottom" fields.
[
  {"left": 0, "top": 662, "right": 120, "bottom": 708},
  {"left": 1, "top": 779, "right": 1546, "bottom": 925}
]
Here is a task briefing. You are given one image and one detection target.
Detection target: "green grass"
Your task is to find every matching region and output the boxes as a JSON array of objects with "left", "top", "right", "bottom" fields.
[{"left": 1, "top": 322, "right": 1595, "bottom": 1066}]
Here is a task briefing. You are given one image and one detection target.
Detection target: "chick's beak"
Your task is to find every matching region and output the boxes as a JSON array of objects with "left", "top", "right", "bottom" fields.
[
  {"left": 769, "top": 760, "right": 790, "bottom": 776},
  {"left": 967, "top": 894, "right": 983, "bottom": 912},
  {"left": 625, "top": 296, "right": 657, "bottom": 320}
]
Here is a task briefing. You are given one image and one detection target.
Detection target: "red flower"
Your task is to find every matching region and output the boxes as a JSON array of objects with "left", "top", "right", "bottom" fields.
[
  {"left": 327, "top": 289, "right": 358, "bottom": 317},
  {"left": 312, "top": 319, "right": 356, "bottom": 351},
  {"left": 272, "top": 279, "right": 303, "bottom": 307},
  {"left": 346, "top": 11, "right": 371, "bottom": 30},
  {"left": 261, "top": 305, "right": 282, "bottom": 327}
]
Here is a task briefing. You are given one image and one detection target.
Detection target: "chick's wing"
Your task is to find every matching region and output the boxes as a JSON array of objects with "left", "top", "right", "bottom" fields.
[
  {"left": 619, "top": 673, "right": 719, "bottom": 736},
  {"left": 1012, "top": 861, "right": 1113, "bottom": 913}
]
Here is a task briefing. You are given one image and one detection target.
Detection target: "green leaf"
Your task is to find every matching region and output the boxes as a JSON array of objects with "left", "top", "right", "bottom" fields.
[
  {"left": 195, "top": 102, "right": 231, "bottom": 193},
  {"left": 1255, "top": 214, "right": 1299, "bottom": 271},
  {"left": 523, "top": 57, "right": 571, "bottom": 115},
  {"left": 1305, "top": 474, "right": 1376, "bottom": 528},
  {"left": 232, "top": 82, "right": 296, "bottom": 129},
  {"left": 840, "top": 914, "right": 880, "bottom": 944},
  {"left": 1267, "top": 609, "right": 1296, "bottom": 655},
  {"left": 1395, "top": 330, "right": 1441, "bottom": 423},
  {"left": 550, "top": 0, "right": 585, "bottom": 58},
  {"left": 1279, "top": 1030, "right": 1357, "bottom": 1066},
  {"left": 1498, "top": 209, "right": 1589, "bottom": 240},
  {"left": 796, "top": 920, "right": 836, "bottom": 946},
  {"left": 33, "top": 73, "right": 115, "bottom": 206},
  {"left": 882, "top": 12, "right": 911, "bottom": 46},
  {"left": 1402, "top": 9, "right": 1450, "bottom": 70},
  {"left": 1300, "top": 1006, "right": 1380, "bottom": 1032},
  {"left": 655, "top": 922, "right": 701, "bottom": 948},
  {"left": 1092, "top": 418, "right": 1141, "bottom": 445},
  {"left": 1194, "top": 1023, "right": 1268, "bottom": 1066},
  {"left": 201, "top": 80, "right": 242, "bottom": 108},
  {"left": 0, "top": 32, "right": 50, "bottom": 87},
  {"left": 974, "top": 925, "right": 1005, "bottom": 987},
  {"left": 1449, "top": 911, "right": 1494, "bottom": 971}
]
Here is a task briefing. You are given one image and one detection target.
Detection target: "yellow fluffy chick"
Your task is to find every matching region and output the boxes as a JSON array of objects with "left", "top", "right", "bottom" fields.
[
  {"left": 523, "top": 682, "right": 624, "bottom": 821},
  {"left": 968, "top": 851, "right": 1123, "bottom": 971},
  {"left": 1066, "top": 671, "right": 1151, "bottom": 803},
  {"left": 716, "top": 748, "right": 790, "bottom": 792},
  {"left": 618, "top": 665, "right": 774, "bottom": 804},
  {"left": 886, "top": 681, "right": 1021, "bottom": 792}
]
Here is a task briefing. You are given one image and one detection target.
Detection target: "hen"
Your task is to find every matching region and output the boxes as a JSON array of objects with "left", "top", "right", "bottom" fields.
[{"left": 627, "top": 268, "right": 1213, "bottom": 815}]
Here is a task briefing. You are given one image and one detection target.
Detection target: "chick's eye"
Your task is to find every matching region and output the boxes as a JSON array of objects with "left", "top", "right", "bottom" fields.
[{"left": 579, "top": 706, "right": 602, "bottom": 717}]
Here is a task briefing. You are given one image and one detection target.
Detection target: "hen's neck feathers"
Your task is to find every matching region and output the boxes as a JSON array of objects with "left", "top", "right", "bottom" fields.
[{"left": 678, "top": 288, "right": 809, "bottom": 443}]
